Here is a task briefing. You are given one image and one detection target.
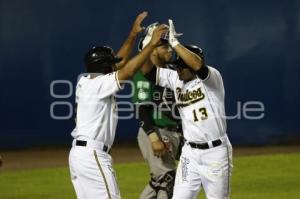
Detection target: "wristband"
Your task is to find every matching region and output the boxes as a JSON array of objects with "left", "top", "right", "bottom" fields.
[
  {"left": 148, "top": 132, "right": 160, "bottom": 142},
  {"left": 170, "top": 37, "right": 179, "bottom": 48}
]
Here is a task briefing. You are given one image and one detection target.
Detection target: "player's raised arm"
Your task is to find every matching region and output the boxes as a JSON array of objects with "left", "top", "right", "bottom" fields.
[
  {"left": 140, "top": 58, "right": 153, "bottom": 75},
  {"left": 117, "top": 25, "right": 168, "bottom": 81},
  {"left": 168, "top": 19, "right": 204, "bottom": 71},
  {"left": 115, "top": 11, "right": 148, "bottom": 70}
]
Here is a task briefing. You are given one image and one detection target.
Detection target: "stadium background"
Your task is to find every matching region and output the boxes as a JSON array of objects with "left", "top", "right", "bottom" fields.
[{"left": 0, "top": 0, "right": 299, "bottom": 148}]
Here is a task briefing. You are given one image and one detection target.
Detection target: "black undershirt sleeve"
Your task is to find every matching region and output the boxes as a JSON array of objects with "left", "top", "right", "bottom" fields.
[
  {"left": 196, "top": 65, "right": 209, "bottom": 80},
  {"left": 136, "top": 104, "right": 156, "bottom": 135}
]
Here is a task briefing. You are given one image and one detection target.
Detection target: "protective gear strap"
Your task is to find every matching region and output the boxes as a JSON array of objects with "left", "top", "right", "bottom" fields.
[{"left": 148, "top": 170, "right": 176, "bottom": 199}]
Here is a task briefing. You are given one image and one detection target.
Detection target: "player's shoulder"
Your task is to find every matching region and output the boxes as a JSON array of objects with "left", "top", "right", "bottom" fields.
[
  {"left": 159, "top": 66, "right": 178, "bottom": 76},
  {"left": 98, "top": 72, "right": 115, "bottom": 79},
  {"left": 158, "top": 67, "right": 179, "bottom": 84},
  {"left": 207, "top": 65, "right": 219, "bottom": 73},
  {"left": 77, "top": 75, "right": 87, "bottom": 87},
  {"left": 207, "top": 65, "right": 223, "bottom": 78},
  {"left": 90, "top": 72, "right": 117, "bottom": 84},
  {"left": 77, "top": 72, "right": 116, "bottom": 86}
]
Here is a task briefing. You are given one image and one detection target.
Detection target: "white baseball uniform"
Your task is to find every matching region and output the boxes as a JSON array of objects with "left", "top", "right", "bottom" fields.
[
  {"left": 69, "top": 71, "right": 123, "bottom": 199},
  {"left": 155, "top": 66, "right": 233, "bottom": 199}
]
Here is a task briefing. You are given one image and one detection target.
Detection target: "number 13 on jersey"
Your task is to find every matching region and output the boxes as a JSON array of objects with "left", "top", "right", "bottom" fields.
[{"left": 192, "top": 107, "right": 208, "bottom": 122}]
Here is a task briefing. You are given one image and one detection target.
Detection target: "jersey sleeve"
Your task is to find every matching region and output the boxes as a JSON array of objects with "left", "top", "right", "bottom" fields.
[
  {"left": 95, "top": 71, "right": 123, "bottom": 98},
  {"left": 203, "top": 66, "right": 225, "bottom": 96},
  {"left": 156, "top": 68, "right": 178, "bottom": 90}
]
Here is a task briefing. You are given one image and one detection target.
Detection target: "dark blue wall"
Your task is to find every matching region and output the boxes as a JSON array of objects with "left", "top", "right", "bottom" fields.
[{"left": 1, "top": 0, "right": 299, "bottom": 148}]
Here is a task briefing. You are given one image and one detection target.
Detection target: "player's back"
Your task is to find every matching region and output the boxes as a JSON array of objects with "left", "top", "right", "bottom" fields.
[{"left": 74, "top": 72, "right": 122, "bottom": 147}]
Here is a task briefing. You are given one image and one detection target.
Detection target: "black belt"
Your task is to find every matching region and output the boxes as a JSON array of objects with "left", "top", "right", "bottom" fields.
[
  {"left": 189, "top": 139, "right": 222, "bottom": 150},
  {"left": 75, "top": 140, "right": 110, "bottom": 153}
]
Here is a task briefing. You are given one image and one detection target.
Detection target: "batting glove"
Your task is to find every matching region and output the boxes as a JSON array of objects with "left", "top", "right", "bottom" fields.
[{"left": 168, "top": 19, "right": 182, "bottom": 48}]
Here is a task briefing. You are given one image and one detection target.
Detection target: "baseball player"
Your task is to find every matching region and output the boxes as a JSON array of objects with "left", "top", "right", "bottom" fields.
[
  {"left": 144, "top": 19, "right": 233, "bottom": 199},
  {"left": 68, "top": 12, "right": 169, "bottom": 199},
  {"left": 132, "top": 23, "right": 183, "bottom": 199}
]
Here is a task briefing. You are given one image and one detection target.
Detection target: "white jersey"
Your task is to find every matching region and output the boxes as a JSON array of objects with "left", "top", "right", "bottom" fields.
[
  {"left": 156, "top": 66, "right": 227, "bottom": 142},
  {"left": 72, "top": 71, "right": 123, "bottom": 147}
]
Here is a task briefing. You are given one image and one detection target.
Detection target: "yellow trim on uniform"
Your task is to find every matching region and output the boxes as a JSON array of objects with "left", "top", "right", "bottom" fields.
[
  {"left": 115, "top": 71, "right": 122, "bottom": 90},
  {"left": 93, "top": 150, "right": 112, "bottom": 199}
]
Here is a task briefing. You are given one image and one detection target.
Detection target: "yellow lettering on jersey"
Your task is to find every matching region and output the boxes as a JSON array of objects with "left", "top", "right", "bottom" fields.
[{"left": 176, "top": 87, "right": 205, "bottom": 108}]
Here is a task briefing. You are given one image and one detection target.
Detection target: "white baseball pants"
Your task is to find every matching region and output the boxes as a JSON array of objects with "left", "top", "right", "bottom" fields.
[
  {"left": 172, "top": 137, "right": 233, "bottom": 199},
  {"left": 69, "top": 145, "right": 121, "bottom": 199}
]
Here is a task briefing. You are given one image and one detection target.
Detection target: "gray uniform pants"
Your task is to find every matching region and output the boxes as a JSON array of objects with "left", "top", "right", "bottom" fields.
[{"left": 137, "top": 127, "right": 181, "bottom": 199}]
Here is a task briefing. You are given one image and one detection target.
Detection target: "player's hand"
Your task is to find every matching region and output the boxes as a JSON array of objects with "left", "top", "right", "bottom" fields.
[
  {"left": 148, "top": 132, "right": 167, "bottom": 158},
  {"left": 131, "top": 11, "right": 148, "bottom": 36},
  {"left": 149, "top": 24, "right": 169, "bottom": 47},
  {"left": 168, "top": 19, "right": 182, "bottom": 48},
  {"left": 151, "top": 140, "right": 167, "bottom": 158}
]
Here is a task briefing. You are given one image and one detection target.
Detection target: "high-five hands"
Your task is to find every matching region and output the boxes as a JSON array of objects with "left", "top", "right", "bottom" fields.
[
  {"left": 131, "top": 11, "right": 148, "bottom": 36},
  {"left": 149, "top": 24, "right": 169, "bottom": 47},
  {"left": 168, "top": 19, "right": 183, "bottom": 48}
]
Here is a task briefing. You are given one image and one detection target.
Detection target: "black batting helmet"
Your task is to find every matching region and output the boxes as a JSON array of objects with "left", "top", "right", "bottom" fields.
[
  {"left": 173, "top": 45, "right": 204, "bottom": 68},
  {"left": 84, "top": 46, "right": 122, "bottom": 74}
]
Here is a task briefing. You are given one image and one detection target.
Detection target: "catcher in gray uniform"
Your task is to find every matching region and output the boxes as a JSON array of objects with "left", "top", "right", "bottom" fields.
[{"left": 132, "top": 22, "right": 183, "bottom": 199}]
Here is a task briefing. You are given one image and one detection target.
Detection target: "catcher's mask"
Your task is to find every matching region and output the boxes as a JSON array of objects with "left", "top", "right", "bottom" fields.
[
  {"left": 84, "top": 46, "right": 122, "bottom": 74},
  {"left": 172, "top": 45, "right": 204, "bottom": 69}
]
